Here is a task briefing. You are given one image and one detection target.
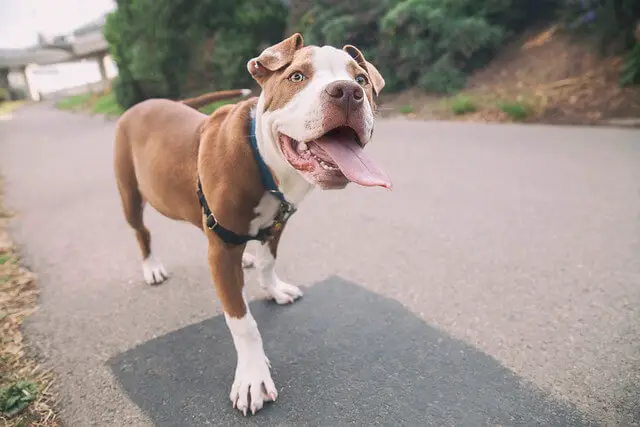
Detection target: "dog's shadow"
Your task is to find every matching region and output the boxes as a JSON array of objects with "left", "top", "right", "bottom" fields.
[{"left": 108, "top": 276, "right": 592, "bottom": 426}]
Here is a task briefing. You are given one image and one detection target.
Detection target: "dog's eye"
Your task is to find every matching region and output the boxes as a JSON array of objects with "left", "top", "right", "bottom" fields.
[
  {"left": 355, "top": 74, "right": 368, "bottom": 86},
  {"left": 289, "top": 72, "right": 305, "bottom": 82}
]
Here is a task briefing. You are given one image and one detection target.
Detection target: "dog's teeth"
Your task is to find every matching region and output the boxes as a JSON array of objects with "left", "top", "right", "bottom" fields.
[{"left": 298, "top": 142, "right": 308, "bottom": 151}]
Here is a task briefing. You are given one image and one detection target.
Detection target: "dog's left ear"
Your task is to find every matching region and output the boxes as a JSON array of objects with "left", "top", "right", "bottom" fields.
[
  {"left": 343, "top": 45, "right": 385, "bottom": 96},
  {"left": 248, "top": 33, "right": 304, "bottom": 83}
]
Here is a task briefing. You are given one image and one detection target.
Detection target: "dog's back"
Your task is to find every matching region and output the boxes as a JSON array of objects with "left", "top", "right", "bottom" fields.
[{"left": 114, "top": 99, "right": 206, "bottom": 229}]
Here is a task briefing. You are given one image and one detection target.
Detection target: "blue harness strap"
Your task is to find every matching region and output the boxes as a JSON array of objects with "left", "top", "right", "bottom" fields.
[{"left": 197, "top": 116, "right": 296, "bottom": 245}]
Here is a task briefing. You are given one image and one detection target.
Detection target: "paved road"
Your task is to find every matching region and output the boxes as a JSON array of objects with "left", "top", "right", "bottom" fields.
[{"left": 1, "top": 104, "right": 639, "bottom": 426}]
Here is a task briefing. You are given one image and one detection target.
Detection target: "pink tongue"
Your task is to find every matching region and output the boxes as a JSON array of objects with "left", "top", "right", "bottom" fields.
[{"left": 314, "top": 135, "right": 392, "bottom": 189}]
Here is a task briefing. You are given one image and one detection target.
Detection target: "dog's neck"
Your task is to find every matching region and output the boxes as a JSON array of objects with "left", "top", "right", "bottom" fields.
[{"left": 253, "top": 96, "right": 314, "bottom": 206}]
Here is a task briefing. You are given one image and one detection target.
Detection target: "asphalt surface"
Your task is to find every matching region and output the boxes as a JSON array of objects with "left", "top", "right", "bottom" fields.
[{"left": 0, "top": 104, "right": 638, "bottom": 426}]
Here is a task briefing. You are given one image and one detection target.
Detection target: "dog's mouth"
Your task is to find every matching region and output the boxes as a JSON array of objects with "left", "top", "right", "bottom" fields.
[{"left": 278, "top": 126, "right": 392, "bottom": 189}]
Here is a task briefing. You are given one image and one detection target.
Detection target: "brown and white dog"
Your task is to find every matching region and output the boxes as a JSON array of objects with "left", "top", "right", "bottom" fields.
[{"left": 113, "top": 33, "right": 391, "bottom": 415}]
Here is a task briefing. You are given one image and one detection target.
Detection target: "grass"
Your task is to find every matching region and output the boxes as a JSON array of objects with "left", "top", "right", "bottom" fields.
[
  {"left": 56, "top": 91, "right": 239, "bottom": 118},
  {"left": 0, "top": 179, "right": 59, "bottom": 426},
  {"left": 55, "top": 92, "right": 122, "bottom": 117},
  {"left": 497, "top": 100, "right": 530, "bottom": 121},
  {"left": 397, "top": 104, "right": 414, "bottom": 115},
  {"left": 92, "top": 93, "right": 124, "bottom": 117},
  {"left": 55, "top": 93, "right": 93, "bottom": 111},
  {"left": 450, "top": 95, "right": 477, "bottom": 115},
  {"left": 0, "top": 101, "right": 28, "bottom": 117},
  {"left": 198, "top": 99, "right": 236, "bottom": 115}
]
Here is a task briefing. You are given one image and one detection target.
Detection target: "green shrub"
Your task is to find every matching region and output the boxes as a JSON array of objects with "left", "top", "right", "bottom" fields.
[
  {"left": 199, "top": 99, "right": 235, "bottom": 115},
  {"left": 104, "top": 0, "right": 287, "bottom": 109},
  {"left": 0, "top": 381, "right": 37, "bottom": 417},
  {"left": 450, "top": 96, "right": 477, "bottom": 115},
  {"left": 498, "top": 101, "right": 529, "bottom": 120},
  {"left": 297, "top": 0, "right": 555, "bottom": 94},
  {"left": 560, "top": 0, "right": 640, "bottom": 87},
  {"left": 379, "top": 0, "right": 506, "bottom": 92},
  {"left": 55, "top": 93, "right": 92, "bottom": 110},
  {"left": 561, "top": 0, "right": 640, "bottom": 52},
  {"left": 620, "top": 42, "right": 640, "bottom": 86},
  {"left": 398, "top": 104, "right": 414, "bottom": 114},
  {"left": 93, "top": 93, "right": 124, "bottom": 116}
]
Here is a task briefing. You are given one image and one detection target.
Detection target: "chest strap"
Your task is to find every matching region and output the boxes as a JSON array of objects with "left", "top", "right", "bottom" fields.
[{"left": 196, "top": 116, "right": 296, "bottom": 245}]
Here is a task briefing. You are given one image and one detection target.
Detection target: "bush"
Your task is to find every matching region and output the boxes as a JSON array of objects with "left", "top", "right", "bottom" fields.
[
  {"left": 620, "top": 42, "right": 640, "bottom": 86},
  {"left": 560, "top": 0, "right": 640, "bottom": 87},
  {"left": 297, "top": 0, "right": 557, "bottom": 94},
  {"left": 104, "top": 0, "right": 287, "bottom": 109},
  {"left": 498, "top": 101, "right": 530, "bottom": 120},
  {"left": 450, "top": 95, "right": 477, "bottom": 115},
  {"left": 561, "top": 0, "right": 640, "bottom": 51}
]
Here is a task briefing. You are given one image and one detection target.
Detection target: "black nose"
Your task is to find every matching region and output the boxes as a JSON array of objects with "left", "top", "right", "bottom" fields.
[{"left": 324, "top": 81, "right": 364, "bottom": 110}]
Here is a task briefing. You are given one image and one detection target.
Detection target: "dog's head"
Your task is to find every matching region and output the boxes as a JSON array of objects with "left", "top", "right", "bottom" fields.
[{"left": 248, "top": 33, "right": 392, "bottom": 194}]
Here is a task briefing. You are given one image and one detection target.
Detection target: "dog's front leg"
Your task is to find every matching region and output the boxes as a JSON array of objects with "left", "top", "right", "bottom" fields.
[
  {"left": 255, "top": 224, "right": 303, "bottom": 304},
  {"left": 208, "top": 240, "right": 276, "bottom": 415}
]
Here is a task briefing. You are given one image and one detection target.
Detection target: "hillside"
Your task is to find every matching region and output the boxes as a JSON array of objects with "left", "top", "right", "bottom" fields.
[{"left": 379, "top": 25, "right": 640, "bottom": 127}]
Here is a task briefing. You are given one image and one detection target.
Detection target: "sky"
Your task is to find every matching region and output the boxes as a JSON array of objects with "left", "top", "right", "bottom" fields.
[{"left": 0, "top": 0, "right": 115, "bottom": 48}]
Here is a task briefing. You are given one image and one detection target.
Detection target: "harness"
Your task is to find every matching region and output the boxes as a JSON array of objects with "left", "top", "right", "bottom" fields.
[{"left": 196, "top": 117, "right": 296, "bottom": 245}]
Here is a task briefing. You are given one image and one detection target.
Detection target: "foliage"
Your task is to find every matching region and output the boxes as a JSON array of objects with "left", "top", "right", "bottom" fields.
[
  {"left": 297, "top": 0, "right": 559, "bottom": 94},
  {"left": 55, "top": 93, "right": 92, "bottom": 110},
  {"left": 397, "top": 104, "right": 414, "bottom": 114},
  {"left": 561, "top": 0, "right": 640, "bottom": 50},
  {"left": 104, "top": 0, "right": 287, "bottom": 109},
  {"left": 92, "top": 93, "right": 125, "bottom": 116},
  {"left": 450, "top": 96, "right": 477, "bottom": 115},
  {"left": 0, "top": 381, "right": 37, "bottom": 417},
  {"left": 620, "top": 42, "right": 640, "bottom": 86},
  {"left": 498, "top": 101, "right": 530, "bottom": 120},
  {"left": 56, "top": 92, "right": 123, "bottom": 116},
  {"left": 198, "top": 99, "right": 236, "bottom": 115},
  {"left": 560, "top": 0, "right": 640, "bottom": 87}
]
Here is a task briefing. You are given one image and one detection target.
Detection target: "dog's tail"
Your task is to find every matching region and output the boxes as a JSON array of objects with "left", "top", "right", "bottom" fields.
[{"left": 180, "top": 89, "right": 253, "bottom": 109}]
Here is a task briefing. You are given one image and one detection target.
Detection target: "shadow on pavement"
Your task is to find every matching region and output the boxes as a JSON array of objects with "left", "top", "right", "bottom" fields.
[{"left": 109, "top": 276, "right": 593, "bottom": 426}]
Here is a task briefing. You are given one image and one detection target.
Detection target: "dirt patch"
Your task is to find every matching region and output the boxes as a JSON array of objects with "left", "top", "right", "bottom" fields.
[
  {"left": 379, "top": 26, "right": 640, "bottom": 126},
  {"left": 0, "top": 180, "right": 60, "bottom": 426}
]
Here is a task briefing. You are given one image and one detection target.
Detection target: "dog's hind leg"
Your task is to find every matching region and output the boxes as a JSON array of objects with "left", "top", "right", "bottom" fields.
[
  {"left": 254, "top": 224, "right": 302, "bottom": 304},
  {"left": 114, "top": 133, "right": 168, "bottom": 285}
]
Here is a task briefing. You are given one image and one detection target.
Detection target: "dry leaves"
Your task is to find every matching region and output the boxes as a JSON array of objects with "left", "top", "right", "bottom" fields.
[{"left": 0, "top": 185, "right": 60, "bottom": 427}]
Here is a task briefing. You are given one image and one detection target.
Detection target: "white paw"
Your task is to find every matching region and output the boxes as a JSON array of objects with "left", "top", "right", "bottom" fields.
[
  {"left": 242, "top": 252, "right": 255, "bottom": 268},
  {"left": 264, "top": 280, "right": 303, "bottom": 305},
  {"left": 142, "top": 255, "right": 168, "bottom": 285},
  {"left": 230, "top": 355, "right": 277, "bottom": 416}
]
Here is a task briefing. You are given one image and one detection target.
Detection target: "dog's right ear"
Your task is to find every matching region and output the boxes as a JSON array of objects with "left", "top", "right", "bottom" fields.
[{"left": 247, "top": 33, "right": 304, "bottom": 83}]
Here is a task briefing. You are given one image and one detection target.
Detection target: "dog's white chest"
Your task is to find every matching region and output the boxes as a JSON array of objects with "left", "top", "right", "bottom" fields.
[{"left": 249, "top": 192, "right": 281, "bottom": 236}]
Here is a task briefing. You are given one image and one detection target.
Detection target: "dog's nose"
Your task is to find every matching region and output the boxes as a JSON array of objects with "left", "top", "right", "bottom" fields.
[{"left": 324, "top": 81, "right": 364, "bottom": 110}]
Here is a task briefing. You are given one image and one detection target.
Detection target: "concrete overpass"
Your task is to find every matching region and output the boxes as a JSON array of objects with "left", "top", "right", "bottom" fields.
[{"left": 0, "top": 15, "right": 111, "bottom": 101}]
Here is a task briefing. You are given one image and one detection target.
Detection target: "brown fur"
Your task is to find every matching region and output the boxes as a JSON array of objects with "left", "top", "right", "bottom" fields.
[
  {"left": 114, "top": 94, "right": 267, "bottom": 318},
  {"left": 256, "top": 47, "right": 315, "bottom": 112},
  {"left": 180, "top": 89, "right": 249, "bottom": 109},
  {"left": 115, "top": 34, "right": 384, "bottom": 326}
]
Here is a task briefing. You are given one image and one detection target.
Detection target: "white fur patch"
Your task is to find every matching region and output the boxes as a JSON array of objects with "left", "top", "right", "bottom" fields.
[
  {"left": 242, "top": 252, "right": 255, "bottom": 268},
  {"left": 255, "top": 45, "right": 376, "bottom": 200},
  {"left": 255, "top": 242, "right": 303, "bottom": 304},
  {"left": 226, "top": 311, "right": 277, "bottom": 415},
  {"left": 248, "top": 192, "right": 281, "bottom": 236},
  {"left": 142, "top": 254, "right": 168, "bottom": 285}
]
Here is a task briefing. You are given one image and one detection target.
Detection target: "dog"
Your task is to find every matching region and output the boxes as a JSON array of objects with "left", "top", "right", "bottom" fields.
[{"left": 113, "top": 33, "right": 391, "bottom": 416}]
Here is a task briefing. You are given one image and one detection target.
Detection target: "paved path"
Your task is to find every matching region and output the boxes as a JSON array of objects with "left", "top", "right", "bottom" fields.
[{"left": 1, "top": 104, "right": 639, "bottom": 426}]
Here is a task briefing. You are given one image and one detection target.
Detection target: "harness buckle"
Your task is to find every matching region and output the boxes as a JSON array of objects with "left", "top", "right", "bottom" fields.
[{"left": 206, "top": 214, "right": 218, "bottom": 231}]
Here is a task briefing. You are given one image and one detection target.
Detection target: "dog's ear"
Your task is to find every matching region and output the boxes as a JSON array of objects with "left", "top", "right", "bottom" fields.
[
  {"left": 343, "top": 45, "right": 385, "bottom": 96},
  {"left": 247, "top": 33, "right": 304, "bottom": 83}
]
